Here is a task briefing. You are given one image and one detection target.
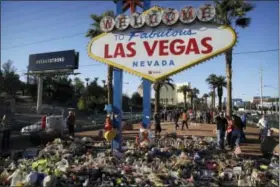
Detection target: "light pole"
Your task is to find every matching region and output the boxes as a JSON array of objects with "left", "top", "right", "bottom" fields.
[{"left": 259, "top": 67, "right": 264, "bottom": 114}]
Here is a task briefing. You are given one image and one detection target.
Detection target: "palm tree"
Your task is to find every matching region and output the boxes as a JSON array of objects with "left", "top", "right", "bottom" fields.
[
  {"left": 216, "top": 75, "right": 227, "bottom": 112},
  {"left": 214, "top": 0, "right": 254, "bottom": 117},
  {"left": 206, "top": 74, "right": 218, "bottom": 110},
  {"left": 189, "top": 87, "right": 200, "bottom": 110},
  {"left": 153, "top": 78, "right": 174, "bottom": 114},
  {"left": 177, "top": 85, "right": 191, "bottom": 109},
  {"left": 86, "top": 10, "right": 115, "bottom": 105},
  {"left": 102, "top": 80, "right": 106, "bottom": 88},
  {"left": 203, "top": 93, "right": 209, "bottom": 108},
  {"left": 85, "top": 78, "right": 90, "bottom": 87}
]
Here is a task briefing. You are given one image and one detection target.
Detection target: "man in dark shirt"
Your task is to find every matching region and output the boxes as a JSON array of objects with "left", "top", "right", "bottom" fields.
[
  {"left": 154, "top": 113, "right": 161, "bottom": 136},
  {"left": 230, "top": 114, "right": 243, "bottom": 149},
  {"left": 215, "top": 112, "right": 228, "bottom": 150}
]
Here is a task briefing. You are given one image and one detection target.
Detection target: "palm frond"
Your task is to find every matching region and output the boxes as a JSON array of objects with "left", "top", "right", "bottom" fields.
[
  {"left": 235, "top": 17, "right": 251, "bottom": 28},
  {"left": 214, "top": 0, "right": 254, "bottom": 28},
  {"left": 90, "top": 14, "right": 102, "bottom": 22},
  {"left": 87, "top": 10, "right": 115, "bottom": 39},
  {"left": 85, "top": 29, "right": 99, "bottom": 38},
  {"left": 166, "top": 82, "right": 175, "bottom": 90},
  {"left": 243, "top": 2, "right": 255, "bottom": 12}
]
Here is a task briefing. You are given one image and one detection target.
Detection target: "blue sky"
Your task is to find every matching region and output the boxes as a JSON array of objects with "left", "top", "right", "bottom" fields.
[{"left": 1, "top": 1, "right": 279, "bottom": 101}]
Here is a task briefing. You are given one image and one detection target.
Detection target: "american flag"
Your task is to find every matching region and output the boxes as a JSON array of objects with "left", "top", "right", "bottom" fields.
[{"left": 234, "top": 146, "right": 242, "bottom": 155}]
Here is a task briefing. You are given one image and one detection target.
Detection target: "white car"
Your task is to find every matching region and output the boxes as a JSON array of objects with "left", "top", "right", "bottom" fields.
[
  {"left": 21, "top": 115, "right": 67, "bottom": 135},
  {"left": 21, "top": 121, "right": 41, "bottom": 135}
]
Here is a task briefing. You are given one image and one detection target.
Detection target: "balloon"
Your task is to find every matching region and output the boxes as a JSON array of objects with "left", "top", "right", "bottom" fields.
[{"left": 104, "top": 130, "right": 117, "bottom": 141}]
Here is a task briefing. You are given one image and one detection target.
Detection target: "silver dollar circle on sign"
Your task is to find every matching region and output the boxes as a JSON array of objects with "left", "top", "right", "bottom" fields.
[
  {"left": 162, "top": 8, "right": 179, "bottom": 26},
  {"left": 100, "top": 16, "right": 115, "bottom": 32},
  {"left": 130, "top": 12, "right": 145, "bottom": 29},
  {"left": 197, "top": 4, "right": 216, "bottom": 22},
  {"left": 145, "top": 10, "right": 162, "bottom": 27},
  {"left": 179, "top": 6, "right": 197, "bottom": 24},
  {"left": 115, "top": 14, "right": 130, "bottom": 30}
]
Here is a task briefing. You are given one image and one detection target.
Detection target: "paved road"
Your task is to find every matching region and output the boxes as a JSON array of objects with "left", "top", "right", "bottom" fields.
[{"left": 77, "top": 121, "right": 279, "bottom": 156}]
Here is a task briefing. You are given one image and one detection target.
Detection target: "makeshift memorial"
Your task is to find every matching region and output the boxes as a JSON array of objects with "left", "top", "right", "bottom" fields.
[{"left": 0, "top": 136, "right": 278, "bottom": 187}]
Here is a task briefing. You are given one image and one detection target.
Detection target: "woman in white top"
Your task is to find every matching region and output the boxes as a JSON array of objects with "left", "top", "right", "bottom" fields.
[{"left": 257, "top": 115, "right": 268, "bottom": 141}]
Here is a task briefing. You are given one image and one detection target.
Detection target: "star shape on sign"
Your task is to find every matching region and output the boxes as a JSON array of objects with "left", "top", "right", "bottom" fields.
[{"left": 123, "top": 0, "right": 144, "bottom": 13}]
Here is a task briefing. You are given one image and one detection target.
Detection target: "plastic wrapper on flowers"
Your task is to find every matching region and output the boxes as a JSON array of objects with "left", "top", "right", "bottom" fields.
[{"left": 0, "top": 135, "right": 279, "bottom": 187}]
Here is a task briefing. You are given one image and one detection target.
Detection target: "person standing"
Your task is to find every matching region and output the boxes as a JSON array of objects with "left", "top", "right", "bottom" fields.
[
  {"left": 1, "top": 115, "right": 11, "bottom": 152},
  {"left": 257, "top": 114, "right": 268, "bottom": 141},
  {"left": 173, "top": 109, "right": 180, "bottom": 130},
  {"left": 230, "top": 114, "right": 243, "bottom": 150},
  {"left": 41, "top": 115, "right": 47, "bottom": 130},
  {"left": 214, "top": 112, "right": 228, "bottom": 150},
  {"left": 206, "top": 111, "right": 211, "bottom": 124},
  {"left": 241, "top": 113, "right": 247, "bottom": 141},
  {"left": 154, "top": 113, "right": 161, "bottom": 136},
  {"left": 225, "top": 115, "right": 233, "bottom": 146},
  {"left": 66, "top": 111, "right": 76, "bottom": 138},
  {"left": 181, "top": 110, "right": 189, "bottom": 130}
]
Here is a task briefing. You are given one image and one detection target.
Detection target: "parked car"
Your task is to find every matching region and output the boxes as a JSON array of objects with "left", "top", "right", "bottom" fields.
[{"left": 21, "top": 115, "right": 66, "bottom": 135}]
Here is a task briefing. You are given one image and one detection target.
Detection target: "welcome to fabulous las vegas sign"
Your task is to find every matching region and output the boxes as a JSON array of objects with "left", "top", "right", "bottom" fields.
[{"left": 87, "top": 5, "right": 237, "bottom": 82}]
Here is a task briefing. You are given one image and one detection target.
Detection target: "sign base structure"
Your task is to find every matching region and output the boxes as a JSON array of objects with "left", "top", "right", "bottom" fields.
[
  {"left": 142, "top": 0, "right": 152, "bottom": 129},
  {"left": 113, "top": 68, "right": 123, "bottom": 150},
  {"left": 112, "top": 0, "right": 124, "bottom": 150},
  {"left": 142, "top": 79, "right": 151, "bottom": 128}
]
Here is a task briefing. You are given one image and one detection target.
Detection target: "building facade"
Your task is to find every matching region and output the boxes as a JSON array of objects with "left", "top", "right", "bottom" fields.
[
  {"left": 158, "top": 82, "right": 192, "bottom": 105},
  {"left": 137, "top": 82, "right": 192, "bottom": 106}
]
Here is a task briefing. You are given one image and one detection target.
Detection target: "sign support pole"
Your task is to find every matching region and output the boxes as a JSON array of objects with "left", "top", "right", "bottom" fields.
[
  {"left": 36, "top": 75, "right": 43, "bottom": 113},
  {"left": 112, "top": 0, "right": 124, "bottom": 150},
  {"left": 142, "top": 0, "right": 151, "bottom": 129}
]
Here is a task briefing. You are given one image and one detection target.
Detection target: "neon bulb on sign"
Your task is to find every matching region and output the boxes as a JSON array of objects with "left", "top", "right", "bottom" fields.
[
  {"left": 100, "top": 16, "right": 115, "bottom": 32},
  {"left": 180, "top": 6, "right": 197, "bottom": 24},
  {"left": 162, "top": 8, "right": 179, "bottom": 26},
  {"left": 197, "top": 4, "right": 216, "bottom": 22},
  {"left": 115, "top": 14, "right": 130, "bottom": 30},
  {"left": 130, "top": 12, "right": 145, "bottom": 28},
  {"left": 100, "top": 4, "right": 216, "bottom": 32},
  {"left": 145, "top": 10, "right": 162, "bottom": 27}
]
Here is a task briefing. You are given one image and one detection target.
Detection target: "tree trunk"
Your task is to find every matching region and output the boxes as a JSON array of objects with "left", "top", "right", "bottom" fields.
[
  {"left": 226, "top": 49, "right": 233, "bottom": 117},
  {"left": 183, "top": 93, "right": 187, "bottom": 109},
  {"left": 218, "top": 95, "right": 222, "bottom": 112},
  {"left": 213, "top": 88, "right": 216, "bottom": 109},
  {"left": 154, "top": 88, "right": 160, "bottom": 114},
  {"left": 107, "top": 65, "right": 113, "bottom": 105}
]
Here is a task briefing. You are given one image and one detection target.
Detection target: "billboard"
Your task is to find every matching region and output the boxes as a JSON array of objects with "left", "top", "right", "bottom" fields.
[
  {"left": 29, "top": 50, "right": 79, "bottom": 72},
  {"left": 87, "top": 6, "right": 237, "bottom": 82}
]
